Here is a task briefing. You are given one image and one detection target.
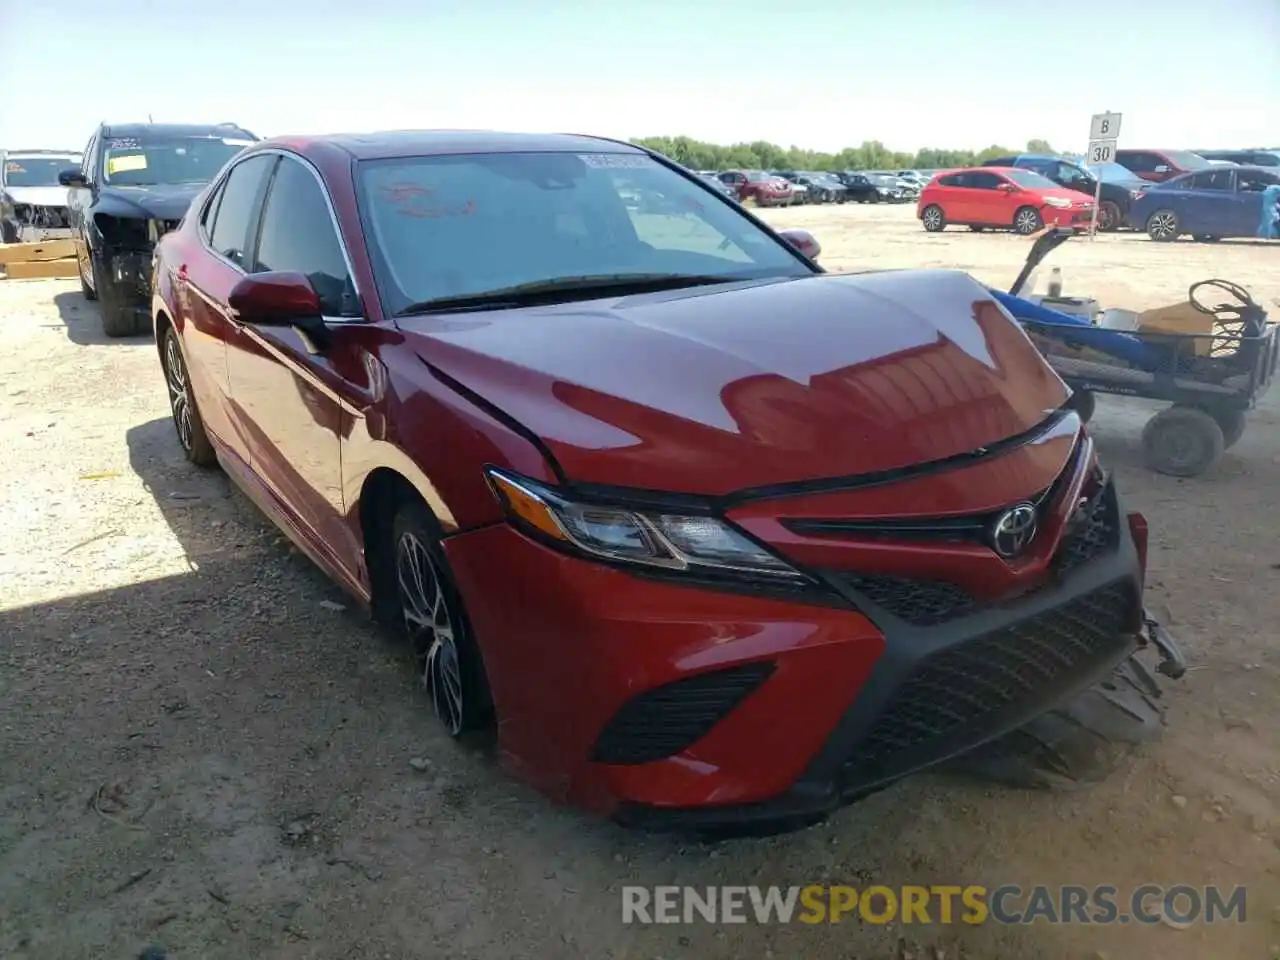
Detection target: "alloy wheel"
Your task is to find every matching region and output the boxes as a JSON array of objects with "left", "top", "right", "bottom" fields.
[
  {"left": 922, "top": 206, "right": 943, "bottom": 231},
  {"left": 1149, "top": 211, "right": 1178, "bottom": 241},
  {"left": 163, "top": 333, "right": 194, "bottom": 453},
  {"left": 396, "top": 531, "right": 465, "bottom": 735},
  {"left": 1015, "top": 209, "right": 1041, "bottom": 235}
]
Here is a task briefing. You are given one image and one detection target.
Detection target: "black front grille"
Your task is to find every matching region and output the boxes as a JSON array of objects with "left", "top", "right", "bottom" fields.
[
  {"left": 1055, "top": 484, "right": 1119, "bottom": 573},
  {"left": 840, "top": 582, "right": 1135, "bottom": 781},
  {"left": 13, "top": 204, "right": 71, "bottom": 228},
  {"left": 591, "top": 661, "right": 775, "bottom": 765},
  {"left": 832, "top": 573, "right": 974, "bottom": 625}
]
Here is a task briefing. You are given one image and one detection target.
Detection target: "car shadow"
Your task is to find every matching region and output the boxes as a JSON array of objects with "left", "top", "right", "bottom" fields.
[{"left": 52, "top": 289, "right": 151, "bottom": 347}]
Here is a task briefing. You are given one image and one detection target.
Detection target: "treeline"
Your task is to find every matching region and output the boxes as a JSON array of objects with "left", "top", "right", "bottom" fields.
[{"left": 630, "top": 136, "right": 1059, "bottom": 172}]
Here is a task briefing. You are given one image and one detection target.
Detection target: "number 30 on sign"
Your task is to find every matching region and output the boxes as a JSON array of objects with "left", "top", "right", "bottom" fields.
[{"left": 1088, "top": 139, "right": 1117, "bottom": 163}]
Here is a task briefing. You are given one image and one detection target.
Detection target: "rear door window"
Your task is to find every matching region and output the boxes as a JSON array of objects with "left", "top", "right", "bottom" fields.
[
  {"left": 1189, "top": 170, "right": 1233, "bottom": 191},
  {"left": 1238, "top": 169, "right": 1280, "bottom": 192}
]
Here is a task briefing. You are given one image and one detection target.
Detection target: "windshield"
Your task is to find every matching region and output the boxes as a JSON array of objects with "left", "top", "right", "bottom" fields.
[
  {"left": 4, "top": 157, "right": 75, "bottom": 187},
  {"left": 101, "top": 135, "right": 254, "bottom": 186},
  {"left": 1164, "top": 150, "right": 1212, "bottom": 171},
  {"left": 1005, "top": 168, "right": 1059, "bottom": 189},
  {"left": 1087, "top": 161, "right": 1142, "bottom": 184},
  {"left": 356, "top": 151, "right": 813, "bottom": 314},
  {"left": 743, "top": 170, "right": 772, "bottom": 182}
]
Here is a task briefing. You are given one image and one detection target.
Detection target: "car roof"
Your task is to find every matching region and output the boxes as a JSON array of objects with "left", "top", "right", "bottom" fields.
[
  {"left": 4, "top": 148, "right": 81, "bottom": 156},
  {"left": 265, "top": 129, "right": 645, "bottom": 161},
  {"left": 101, "top": 122, "right": 256, "bottom": 139}
]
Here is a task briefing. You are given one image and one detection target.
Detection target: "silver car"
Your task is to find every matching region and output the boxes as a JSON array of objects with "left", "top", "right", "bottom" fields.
[{"left": 1, "top": 149, "right": 83, "bottom": 242}]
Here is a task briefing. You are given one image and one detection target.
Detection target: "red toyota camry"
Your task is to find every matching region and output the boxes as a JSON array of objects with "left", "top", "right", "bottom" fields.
[{"left": 150, "top": 131, "right": 1166, "bottom": 830}]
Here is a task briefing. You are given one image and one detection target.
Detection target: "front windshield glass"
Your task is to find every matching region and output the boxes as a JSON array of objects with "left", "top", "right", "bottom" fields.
[
  {"left": 101, "top": 135, "right": 254, "bottom": 186},
  {"left": 1165, "top": 150, "right": 1212, "bottom": 171},
  {"left": 1005, "top": 168, "right": 1059, "bottom": 189},
  {"left": 1087, "top": 161, "right": 1142, "bottom": 183},
  {"left": 743, "top": 170, "right": 772, "bottom": 182},
  {"left": 4, "top": 157, "right": 76, "bottom": 187},
  {"left": 356, "top": 151, "right": 813, "bottom": 314}
]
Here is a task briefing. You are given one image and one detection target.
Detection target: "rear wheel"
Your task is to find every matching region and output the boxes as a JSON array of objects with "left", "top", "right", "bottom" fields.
[
  {"left": 391, "top": 500, "right": 493, "bottom": 737},
  {"left": 79, "top": 256, "right": 98, "bottom": 301},
  {"left": 1146, "top": 209, "right": 1180, "bottom": 242},
  {"left": 160, "top": 326, "right": 217, "bottom": 467},
  {"left": 921, "top": 204, "right": 945, "bottom": 232},
  {"left": 1207, "top": 408, "right": 1246, "bottom": 449},
  {"left": 1141, "top": 405, "right": 1224, "bottom": 477},
  {"left": 1013, "top": 206, "right": 1043, "bottom": 236}
]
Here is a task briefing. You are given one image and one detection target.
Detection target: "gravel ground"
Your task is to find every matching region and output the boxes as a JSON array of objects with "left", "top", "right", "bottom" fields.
[{"left": 1, "top": 206, "right": 1277, "bottom": 960}]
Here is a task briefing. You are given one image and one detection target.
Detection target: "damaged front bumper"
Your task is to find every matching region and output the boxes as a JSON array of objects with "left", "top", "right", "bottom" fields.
[{"left": 7, "top": 204, "right": 75, "bottom": 242}]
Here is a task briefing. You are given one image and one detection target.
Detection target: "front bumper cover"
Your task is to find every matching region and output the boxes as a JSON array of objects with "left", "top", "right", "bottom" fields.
[{"left": 614, "top": 489, "right": 1178, "bottom": 831}]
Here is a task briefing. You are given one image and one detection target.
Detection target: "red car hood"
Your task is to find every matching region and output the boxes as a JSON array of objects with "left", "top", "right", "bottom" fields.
[{"left": 401, "top": 271, "right": 1069, "bottom": 495}]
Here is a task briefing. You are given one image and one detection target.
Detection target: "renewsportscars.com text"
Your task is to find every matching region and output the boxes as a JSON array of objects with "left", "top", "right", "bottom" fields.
[{"left": 621, "top": 884, "right": 1248, "bottom": 926}]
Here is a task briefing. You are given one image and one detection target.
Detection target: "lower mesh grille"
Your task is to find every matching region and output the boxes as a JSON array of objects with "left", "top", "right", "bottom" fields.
[
  {"left": 834, "top": 573, "right": 974, "bottom": 625},
  {"left": 841, "top": 581, "right": 1135, "bottom": 780},
  {"left": 591, "top": 662, "right": 775, "bottom": 765},
  {"left": 1055, "top": 485, "right": 1119, "bottom": 573}
]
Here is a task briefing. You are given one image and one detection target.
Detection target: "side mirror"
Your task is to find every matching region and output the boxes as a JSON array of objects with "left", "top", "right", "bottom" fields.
[
  {"left": 779, "top": 228, "right": 821, "bottom": 261},
  {"left": 229, "top": 271, "right": 322, "bottom": 325},
  {"left": 999, "top": 182, "right": 1018, "bottom": 192},
  {"left": 58, "top": 168, "right": 88, "bottom": 188}
]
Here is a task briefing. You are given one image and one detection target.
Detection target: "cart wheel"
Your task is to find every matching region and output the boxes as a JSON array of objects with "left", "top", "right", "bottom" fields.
[
  {"left": 1068, "top": 389, "right": 1096, "bottom": 424},
  {"left": 1141, "top": 406, "right": 1225, "bottom": 477},
  {"left": 1206, "top": 409, "right": 1246, "bottom": 449}
]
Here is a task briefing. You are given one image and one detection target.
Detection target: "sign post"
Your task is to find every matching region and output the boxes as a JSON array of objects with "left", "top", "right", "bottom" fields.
[{"left": 1087, "top": 112, "right": 1122, "bottom": 238}]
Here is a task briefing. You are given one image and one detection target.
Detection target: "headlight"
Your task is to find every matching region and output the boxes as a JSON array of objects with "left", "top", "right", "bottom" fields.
[
  {"left": 1043, "top": 197, "right": 1072, "bottom": 208},
  {"left": 485, "top": 468, "right": 806, "bottom": 580}
]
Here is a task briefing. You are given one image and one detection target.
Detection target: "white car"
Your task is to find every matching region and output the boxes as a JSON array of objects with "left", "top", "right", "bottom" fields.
[{"left": 1, "top": 149, "right": 83, "bottom": 243}]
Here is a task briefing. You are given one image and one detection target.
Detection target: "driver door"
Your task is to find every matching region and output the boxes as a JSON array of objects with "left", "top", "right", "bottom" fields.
[{"left": 225, "top": 154, "right": 365, "bottom": 577}]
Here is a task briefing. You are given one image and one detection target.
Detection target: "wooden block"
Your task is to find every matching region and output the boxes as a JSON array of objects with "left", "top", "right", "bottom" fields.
[
  {"left": 0, "top": 239, "right": 77, "bottom": 265},
  {"left": 2, "top": 257, "right": 79, "bottom": 279}
]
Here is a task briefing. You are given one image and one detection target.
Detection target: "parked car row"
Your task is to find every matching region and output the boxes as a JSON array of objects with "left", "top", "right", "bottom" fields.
[
  {"left": 917, "top": 147, "right": 1280, "bottom": 241},
  {"left": 701, "top": 168, "right": 924, "bottom": 207}
]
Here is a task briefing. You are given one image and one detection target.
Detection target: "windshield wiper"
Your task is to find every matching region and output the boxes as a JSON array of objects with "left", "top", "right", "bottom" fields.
[{"left": 393, "top": 273, "right": 742, "bottom": 317}]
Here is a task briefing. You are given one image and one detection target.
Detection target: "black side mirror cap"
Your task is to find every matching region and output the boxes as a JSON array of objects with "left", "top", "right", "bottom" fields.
[{"left": 58, "top": 168, "right": 88, "bottom": 188}]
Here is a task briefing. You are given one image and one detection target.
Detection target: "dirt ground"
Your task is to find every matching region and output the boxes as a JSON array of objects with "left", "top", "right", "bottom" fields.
[{"left": 1, "top": 206, "right": 1277, "bottom": 960}]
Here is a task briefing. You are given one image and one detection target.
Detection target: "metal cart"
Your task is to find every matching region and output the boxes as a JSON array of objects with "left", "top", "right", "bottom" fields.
[{"left": 999, "top": 228, "right": 1278, "bottom": 477}]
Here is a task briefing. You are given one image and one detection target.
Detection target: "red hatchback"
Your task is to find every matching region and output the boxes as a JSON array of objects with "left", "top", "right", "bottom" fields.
[
  {"left": 150, "top": 131, "right": 1164, "bottom": 829},
  {"left": 918, "top": 167, "right": 1097, "bottom": 235}
]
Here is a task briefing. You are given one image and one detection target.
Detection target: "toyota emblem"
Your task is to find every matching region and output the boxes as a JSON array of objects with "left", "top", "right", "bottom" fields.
[{"left": 990, "top": 502, "right": 1038, "bottom": 558}]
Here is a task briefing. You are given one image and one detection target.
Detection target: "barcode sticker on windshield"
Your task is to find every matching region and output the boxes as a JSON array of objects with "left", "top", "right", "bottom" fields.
[
  {"left": 107, "top": 138, "right": 140, "bottom": 149},
  {"left": 5, "top": 162, "right": 24, "bottom": 173},
  {"left": 107, "top": 154, "right": 148, "bottom": 174},
  {"left": 579, "top": 154, "right": 650, "bottom": 169}
]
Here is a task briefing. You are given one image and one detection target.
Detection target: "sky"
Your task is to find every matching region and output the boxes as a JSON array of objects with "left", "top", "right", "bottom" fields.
[{"left": 2, "top": 0, "right": 1277, "bottom": 156}]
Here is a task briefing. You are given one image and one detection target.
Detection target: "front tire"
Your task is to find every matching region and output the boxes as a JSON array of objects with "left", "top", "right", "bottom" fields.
[
  {"left": 391, "top": 501, "right": 492, "bottom": 737},
  {"left": 1146, "top": 209, "right": 1180, "bottom": 242},
  {"left": 1097, "top": 200, "right": 1122, "bottom": 232},
  {"left": 921, "top": 204, "right": 946, "bottom": 232},
  {"left": 1013, "top": 206, "right": 1044, "bottom": 236},
  {"left": 93, "top": 254, "right": 143, "bottom": 337},
  {"left": 160, "top": 326, "right": 217, "bottom": 467}
]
